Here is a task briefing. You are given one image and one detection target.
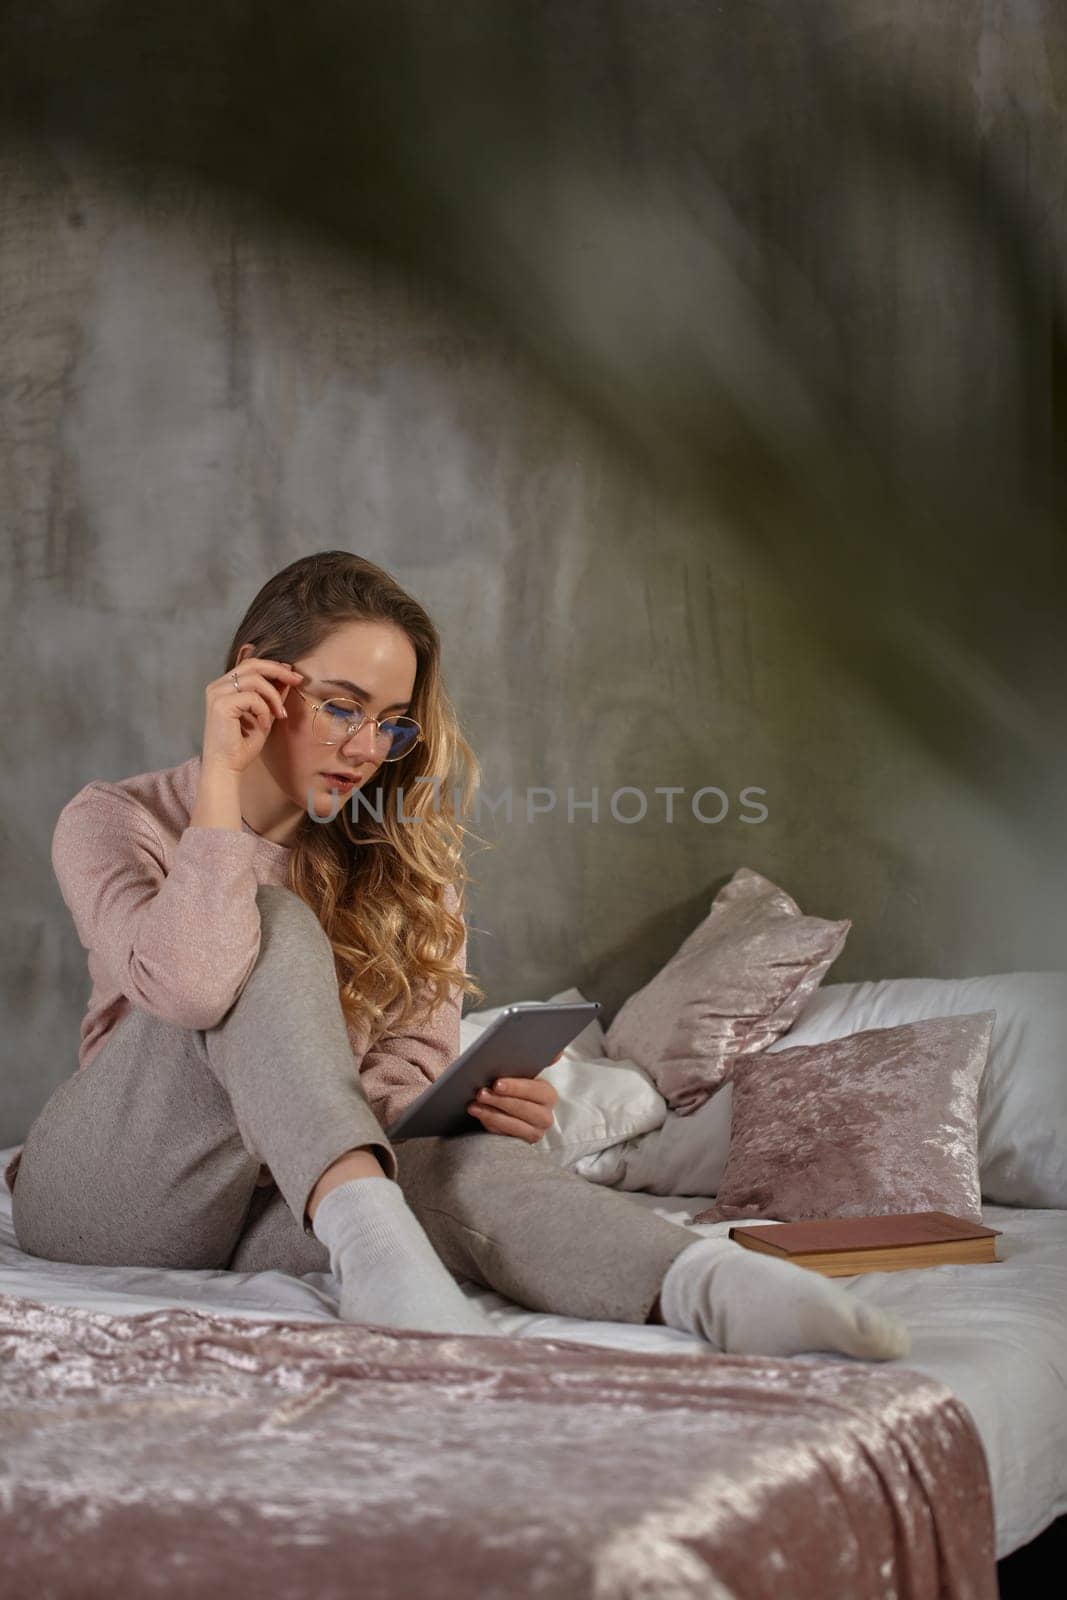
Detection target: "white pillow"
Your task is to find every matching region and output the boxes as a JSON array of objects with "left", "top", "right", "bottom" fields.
[
  {"left": 569, "top": 1082, "right": 735, "bottom": 1194},
  {"left": 572, "top": 970, "right": 1067, "bottom": 1206},
  {"left": 459, "top": 987, "right": 668, "bottom": 1163},
  {"left": 463, "top": 971, "right": 1066, "bottom": 1208},
  {"left": 764, "top": 971, "right": 1067, "bottom": 1208}
]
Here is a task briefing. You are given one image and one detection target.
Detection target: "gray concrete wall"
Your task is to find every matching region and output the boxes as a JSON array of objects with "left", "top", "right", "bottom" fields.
[{"left": 3, "top": 1, "right": 1066, "bottom": 1147}]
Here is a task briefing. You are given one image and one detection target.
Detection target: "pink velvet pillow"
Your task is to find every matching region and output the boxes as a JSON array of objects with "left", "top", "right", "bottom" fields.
[
  {"left": 692, "top": 1010, "right": 996, "bottom": 1226},
  {"left": 604, "top": 867, "right": 851, "bottom": 1116}
]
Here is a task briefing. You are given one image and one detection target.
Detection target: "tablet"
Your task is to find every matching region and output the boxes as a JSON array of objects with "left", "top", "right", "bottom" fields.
[{"left": 384, "top": 999, "right": 602, "bottom": 1141}]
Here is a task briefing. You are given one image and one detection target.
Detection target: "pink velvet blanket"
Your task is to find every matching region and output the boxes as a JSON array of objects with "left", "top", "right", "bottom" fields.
[{"left": 0, "top": 1291, "right": 998, "bottom": 1599}]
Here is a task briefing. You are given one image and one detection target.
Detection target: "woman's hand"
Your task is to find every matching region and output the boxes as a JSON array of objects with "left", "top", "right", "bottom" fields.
[
  {"left": 202, "top": 654, "right": 302, "bottom": 776},
  {"left": 466, "top": 1058, "right": 562, "bottom": 1143}
]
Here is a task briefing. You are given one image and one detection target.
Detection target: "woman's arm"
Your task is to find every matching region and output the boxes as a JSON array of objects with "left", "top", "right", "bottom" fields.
[{"left": 52, "top": 781, "right": 266, "bottom": 1031}]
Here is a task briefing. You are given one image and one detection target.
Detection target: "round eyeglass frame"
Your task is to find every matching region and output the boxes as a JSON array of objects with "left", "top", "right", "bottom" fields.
[{"left": 290, "top": 687, "right": 423, "bottom": 762}]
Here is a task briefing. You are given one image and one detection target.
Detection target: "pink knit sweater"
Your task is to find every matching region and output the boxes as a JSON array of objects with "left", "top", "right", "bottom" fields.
[{"left": 4, "top": 753, "right": 465, "bottom": 1196}]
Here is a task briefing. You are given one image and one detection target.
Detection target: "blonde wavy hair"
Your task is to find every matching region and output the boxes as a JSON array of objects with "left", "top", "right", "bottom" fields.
[{"left": 222, "top": 550, "right": 487, "bottom": 1046}]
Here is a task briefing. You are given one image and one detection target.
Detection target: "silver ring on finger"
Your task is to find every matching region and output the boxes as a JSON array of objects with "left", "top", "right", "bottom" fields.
[{"left": 232, "top": 672, "right": 241, "bottom": 692}]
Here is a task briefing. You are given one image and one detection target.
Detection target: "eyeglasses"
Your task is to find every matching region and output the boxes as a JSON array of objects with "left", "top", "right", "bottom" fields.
[{"left": 291, "top": 688, "right": 422, "bottom": 762}]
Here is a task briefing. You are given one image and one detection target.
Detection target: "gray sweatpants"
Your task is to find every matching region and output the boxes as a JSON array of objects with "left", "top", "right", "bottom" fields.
[{"left": 11, "top": 884, "right": 694, "bottom": 1323}]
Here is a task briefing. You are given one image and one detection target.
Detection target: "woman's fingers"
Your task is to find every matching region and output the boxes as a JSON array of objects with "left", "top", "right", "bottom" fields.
[
  {"left": 468, "top": 1080, "right": 555, "bottom": 1135},
  {"left": 490, "top": 1077, "right": 557, "bottom": 1104},
  {"left": 472, "top": 1094, "right": 552, "bottom": 1125},
  {"left": 467, "top": 1103, "right": 545, "bottom": 1142},
  {"left": 227, "top": 669, "right": 289, "bottom": 721},
  {"left": 231, "top": 658, "right": 302, "bottom": 718},
  {"left": 464, "top": 1069, "right": 560, "bottom": 1140}
]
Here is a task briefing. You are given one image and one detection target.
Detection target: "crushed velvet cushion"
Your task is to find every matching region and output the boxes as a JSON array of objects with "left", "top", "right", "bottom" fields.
[
  {"left": 693, "top": 1011, "right": 996, "bottom": 1226},
  {"left": 762, "top": 971, "right": 1067, "bottom": 1208},
  {"left": 604, "top": 866, "right": 851, "bottom": 1116}
]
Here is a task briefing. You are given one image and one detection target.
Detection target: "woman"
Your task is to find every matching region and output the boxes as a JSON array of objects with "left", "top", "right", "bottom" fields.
[{"left": 9, "top": 550, "right": 909, "bottom": 1358}]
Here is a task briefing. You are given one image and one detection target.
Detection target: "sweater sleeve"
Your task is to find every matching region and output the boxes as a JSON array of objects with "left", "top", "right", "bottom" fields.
[
  {"left": 357, "top": 882, "right": 468, "bottom": 1135},
  {"left": 51, "top": 782, "right": 266, "bottom": 1032}
]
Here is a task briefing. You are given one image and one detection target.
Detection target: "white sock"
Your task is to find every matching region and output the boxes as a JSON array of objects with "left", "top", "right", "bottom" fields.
[
  {"left": 659, "top": 1236, "right": 911, "bottom": 1360},
  {"left": 311, "top": 1176, "right": 500, "bottom": 1338}
]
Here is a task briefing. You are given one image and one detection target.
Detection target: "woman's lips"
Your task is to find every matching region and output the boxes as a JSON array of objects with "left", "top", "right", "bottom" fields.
[{"left": 321, "top": 771, "right": 360, "bottom": 787}]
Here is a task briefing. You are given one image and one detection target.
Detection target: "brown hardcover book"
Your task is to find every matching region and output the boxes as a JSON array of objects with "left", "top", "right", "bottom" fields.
[{"left": 727, "top": 1211, "right": 1002, "bottom": 1277}]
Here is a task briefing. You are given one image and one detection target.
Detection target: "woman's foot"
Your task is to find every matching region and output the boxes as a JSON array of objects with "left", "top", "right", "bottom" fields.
[
  {"left": 311, "top": 1175, "right": 500, "bottom": 1337},
  {"left": 657, "top": 1236, "right": 911, "bottom": 1360}
]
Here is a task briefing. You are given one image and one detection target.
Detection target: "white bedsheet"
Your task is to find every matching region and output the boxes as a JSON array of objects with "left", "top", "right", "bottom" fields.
[{"left": 2, "top": 1147, "right": 1063, "bottom": 1561}]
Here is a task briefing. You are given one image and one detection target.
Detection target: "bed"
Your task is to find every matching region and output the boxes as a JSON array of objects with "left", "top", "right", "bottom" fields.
[
  {"left": 2, "top": 964, "right": 1065, "bottom": 1597},
  {"left": 4, "top": 1158, "right": 1062, "bottom": 1593}
]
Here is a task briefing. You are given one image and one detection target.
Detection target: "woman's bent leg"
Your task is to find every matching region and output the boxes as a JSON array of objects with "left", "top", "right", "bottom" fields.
[
  {"left": 196, "top": 885, "right": 398, "bottom": 1236},
  {"left": 14, "top": 880, "right": 693, "bottom": 1312},
  {"left": 393, "top": 1132, "right": 697, "bottom": 1324},
  {"left": 12, "top": 1003, "right": 262, "bottom": 1269},
  {"left": 12, "top": 885, "right": 395, "bottom": 1273}
]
